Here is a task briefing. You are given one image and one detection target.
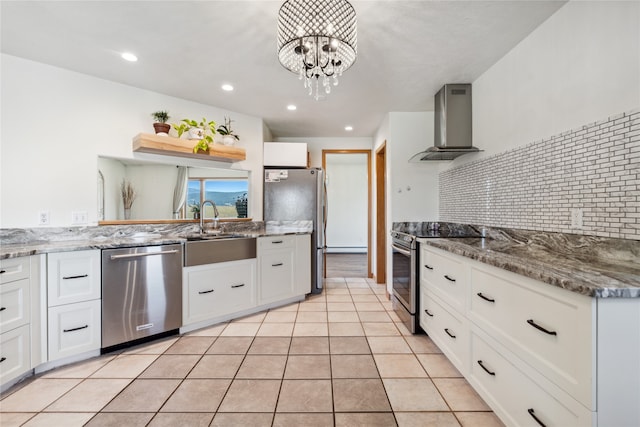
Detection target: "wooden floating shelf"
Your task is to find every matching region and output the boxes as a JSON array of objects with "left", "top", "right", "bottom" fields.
[{"left": 132, "top": 133, "right": 246, "bottom": 162}]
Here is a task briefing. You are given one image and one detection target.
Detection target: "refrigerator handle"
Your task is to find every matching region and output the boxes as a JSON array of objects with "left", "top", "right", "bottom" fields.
[{"left": 322, "top": 172, "right": 328, "bottom": 249}]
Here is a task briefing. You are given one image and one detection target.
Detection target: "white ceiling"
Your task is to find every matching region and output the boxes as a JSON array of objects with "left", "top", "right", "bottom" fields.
[{"left": 1, "top": 0, "right": 565, "bottom": 138}]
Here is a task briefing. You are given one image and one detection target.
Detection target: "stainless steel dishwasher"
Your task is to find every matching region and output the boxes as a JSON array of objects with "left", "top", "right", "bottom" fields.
[{"left": 101, "top": 244, "right": 182, "bottom": 349}]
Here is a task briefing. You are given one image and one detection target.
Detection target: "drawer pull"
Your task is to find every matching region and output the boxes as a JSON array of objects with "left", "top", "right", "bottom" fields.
[
  {"left": 62, "top": 274, "right": 89, "bottom": 280},
  {"left": 477, "top": 360, "right": 496, "bottom": 376},
  {"left": 231, "top": 284, "right": 245, "bottom": 289},
  {"left": 271, "top": 240, "right": 284, "bottom": 244},
  {"left": 424, "top": 264, "right": 434, "bottom": 270},
  {"left": 424, "top": 309, "right": 434, "bottom": 317},
  {"left": 199, "top": 289, "right": 214, "bottom": 294},
  {"left": 444, "top": 275, "right": 456, "bottom": 282},
  {"left": 444, "top": 328, "right": 456, "bottom": 339},
  {"left": 272, "top": 263, "right": 284, "bottom": 267},
  {"left": 0, "top": 270, "right": 5, "bottom": 274},
  {"left": 477, "top": 292, "right": 495, "bottom": 303},
  {"left": 527, "top": 319, "right": 557, "bottom": 336},
  {"left": 527, "top": 408, "right": 547, "bottom": 427},
  {"left": 63, "top": 325, "right": 88, "bottom": 333},
  {"left": 0, "top": 307, "right": 6, "bottom": 312},
  {"left": 0, "top": 357, "right": 6, "bottom": 363}
]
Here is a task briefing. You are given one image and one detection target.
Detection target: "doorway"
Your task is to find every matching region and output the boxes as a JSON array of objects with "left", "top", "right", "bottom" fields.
[{"left": 322, "top": 149, "right": 371, "bottom": 278}]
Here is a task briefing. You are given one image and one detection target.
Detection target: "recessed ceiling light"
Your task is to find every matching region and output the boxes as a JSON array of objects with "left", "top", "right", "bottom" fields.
[
  {"left": 121, "top": 52, "right": 138, "bottom": 62},
  {"left": 222, "top": 84, "right": 234, "bottom": 91},
  {"left": 345, "top": 126, "right": 353, "bottom": 131},
  {"left": 287, "top": 105, "right": 297, "bottom": 111}
]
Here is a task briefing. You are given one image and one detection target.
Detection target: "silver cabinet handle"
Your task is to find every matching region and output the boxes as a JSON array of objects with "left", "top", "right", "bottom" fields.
[
  {"left": 231, "top": 284, "right": 245, "bottom": 289},
  {"left": 110, "top": 249, "right": 178, "bottom": 260}
]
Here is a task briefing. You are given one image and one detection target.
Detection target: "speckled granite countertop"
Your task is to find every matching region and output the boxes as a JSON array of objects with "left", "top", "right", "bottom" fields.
[
  {"left": 0, "top": 221, "right": 312, "bottom": 260},
  {"left": 410, "top": 225, "right": 640, "bottom": 299}
]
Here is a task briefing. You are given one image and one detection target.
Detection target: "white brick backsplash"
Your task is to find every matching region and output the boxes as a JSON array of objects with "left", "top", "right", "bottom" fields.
[{"left": 440, "top": 109, "right": 640, "bottom": 240}]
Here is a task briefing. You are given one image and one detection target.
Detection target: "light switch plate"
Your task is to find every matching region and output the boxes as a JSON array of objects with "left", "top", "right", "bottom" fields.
[{"left": 71, "top": 211, "right": 88, "bottom": 225}]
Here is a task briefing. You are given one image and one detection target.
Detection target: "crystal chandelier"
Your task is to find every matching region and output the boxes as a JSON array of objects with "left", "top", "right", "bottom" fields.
[{"left": 277, "top": 0, "right": 357, "bottom": 100}]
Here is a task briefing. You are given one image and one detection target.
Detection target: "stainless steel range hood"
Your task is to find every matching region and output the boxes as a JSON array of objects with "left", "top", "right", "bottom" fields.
[{"left": 410, "top": 83, "right": 480, "bottom": 161}]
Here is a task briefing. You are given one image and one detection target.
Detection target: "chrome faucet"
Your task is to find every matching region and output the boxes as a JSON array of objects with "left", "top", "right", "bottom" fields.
[{"left": 200, "top": 200, "right": 220, "bottom": 233}]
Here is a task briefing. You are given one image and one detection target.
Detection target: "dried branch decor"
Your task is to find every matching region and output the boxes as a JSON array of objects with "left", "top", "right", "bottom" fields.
[{"left": 121, "top": 180, "right": 136, "bottom": 209}]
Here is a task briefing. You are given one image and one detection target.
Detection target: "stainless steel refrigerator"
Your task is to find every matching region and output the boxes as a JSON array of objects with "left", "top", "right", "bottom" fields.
[{"left": 264, "top": 168, "right": 326, "bottom": 294}]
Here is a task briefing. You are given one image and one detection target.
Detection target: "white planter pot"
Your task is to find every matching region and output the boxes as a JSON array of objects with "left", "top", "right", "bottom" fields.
[
  {"left": 221, "top": 135, "right": 236, "bottom": 146},
  {"left": 188, "top": 128, "right": 204, "bottom": 140}
]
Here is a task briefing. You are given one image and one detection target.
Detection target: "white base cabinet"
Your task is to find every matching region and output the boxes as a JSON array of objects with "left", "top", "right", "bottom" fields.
[
  {"left": 258, "top": 236, "right": 296, "bottom": 305},
  {"left": 0, "top": 324, "right": 30, "bottom": 386},
  {"left": 46, "top": 250, "right": 101, "bottom": 363},
  {"left": 47, "top": 299, "right": 101, "bottom": 361},
  {"left": 0, "top": 256, "right": 41, "bottom": 391},
  {"left": 182, "top": 234, "right": 311, "bottom": 330},
  {"left": 418, "top": 242, "right": 639, "bottom": 427},
  {"left": 183, "top": 259, "right": 257, "bottom": 326}
]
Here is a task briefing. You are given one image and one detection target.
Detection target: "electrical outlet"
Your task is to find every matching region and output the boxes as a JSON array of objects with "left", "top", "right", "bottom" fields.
[
  {"left": 38, "top": 211, "right": 50, "bottom": 225},
  {"left": 71, "top": 211, "right": 88, "bottom": 225},
  {"left": 570, "top": 208, "right": 583, "bottom": 229}
]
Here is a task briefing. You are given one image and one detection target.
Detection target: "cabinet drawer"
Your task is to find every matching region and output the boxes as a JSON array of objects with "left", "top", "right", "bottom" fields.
[
  {"left": 421, "top": 246, "right": 467, "bottom": 314},
  {"left": 260, "top": 250, "right": 295, "bottom": 304},
  {"left": 470, "top": 266, "right": 594, "bottom": 408},
  {"left": 421, "top": 290, "right": 468, "bottom": 375},
  {"left": 184, "top": 260, "right": 256, "bottom": 325},
  {"left": 0, "top": 279, "right": 30, "bottom": 334},
  {"left": 258, "top": 235, "right": 295, "bottom": 250},
  {"left": 469, "top": 330, "right": 592, "bottom": 427},
  {"left": 48, "top": 250, "right": 101, "bottom": 307},
  {"left": 0, "top": 324, "right": 31, "bottom": 385},
  {"left": 0, "top": 257, "right": 30, "bottom": 285},
  {"left": 48, "top": 299, "right": 101, "bottom": 361}
]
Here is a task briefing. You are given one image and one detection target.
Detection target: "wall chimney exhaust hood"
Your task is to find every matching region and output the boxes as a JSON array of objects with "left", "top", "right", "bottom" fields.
[{"left": 410, "top": 83, "right": 480, "bottom": 161}]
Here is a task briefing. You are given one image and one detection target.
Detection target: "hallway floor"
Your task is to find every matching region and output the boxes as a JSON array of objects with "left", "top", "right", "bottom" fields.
[{"left": 0, "top": 278, "right": 503, "bottom": 427}]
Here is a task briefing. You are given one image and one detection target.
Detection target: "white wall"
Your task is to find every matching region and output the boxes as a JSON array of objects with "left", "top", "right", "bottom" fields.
[
  {"left": 373, "top": 112, "right": 440, "bottom": 291},
  {"left": 325, "top": 154, "right": 368, "bottom": 252},
  {"left": 458, "top": 0, "right": 640, "bottom": 166},
  {"left": 0, "top": 54, "right": 265, "bottom": 227},
  {"left": 274, "top": 137, "right": 373, "bottom": 167},
  {"left": 388, "top": 112, "right": 439, "bottom": 222}
]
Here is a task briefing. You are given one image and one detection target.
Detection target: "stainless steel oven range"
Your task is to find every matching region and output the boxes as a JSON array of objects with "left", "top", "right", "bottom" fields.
[{"left": 391, "top": 231, "right": 421, "bottom": 333}]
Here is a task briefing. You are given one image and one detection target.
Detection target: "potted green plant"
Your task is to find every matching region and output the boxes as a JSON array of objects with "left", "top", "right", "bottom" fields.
[
  {"left": 151, "top": 110, "right": 171, "bottom": 135},
  {"left": 190, "top": 201, "right": 201, "bottom": 219},
  {"left": 171, "top": 118, "right": 217, "bottom": 153},
  {"left": 217, "top": 116, "right": 240, "bottom": 146}
]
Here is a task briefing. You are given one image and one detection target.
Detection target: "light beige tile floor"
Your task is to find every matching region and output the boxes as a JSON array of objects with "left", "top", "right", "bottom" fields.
[{"left": 0, "top": 277, "right": 505, "bottom": 427}]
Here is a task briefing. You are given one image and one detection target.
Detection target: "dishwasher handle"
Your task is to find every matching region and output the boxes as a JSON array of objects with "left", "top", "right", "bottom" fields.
[{"left": 110, "top": 249, "right": 179, "bottom": 260}]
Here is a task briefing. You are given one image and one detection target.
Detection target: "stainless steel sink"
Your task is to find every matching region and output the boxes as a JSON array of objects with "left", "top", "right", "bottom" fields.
[{"left": 184, "top": 235, "right": 256, "bottom": 266}]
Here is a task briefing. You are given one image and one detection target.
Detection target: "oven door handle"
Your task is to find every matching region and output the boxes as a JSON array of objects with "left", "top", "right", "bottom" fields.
[{"left": 391, "top": 244, "right": 412, "bottom": 257}]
